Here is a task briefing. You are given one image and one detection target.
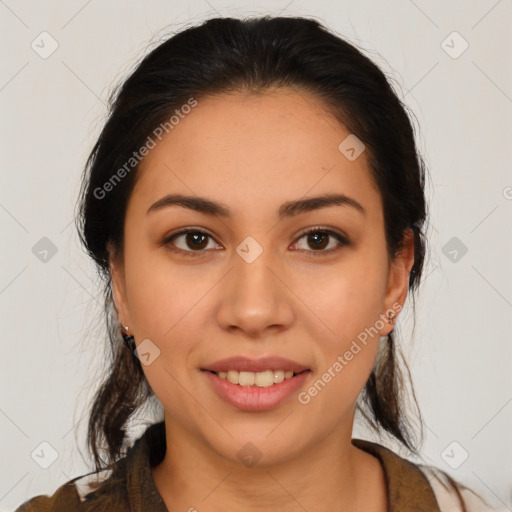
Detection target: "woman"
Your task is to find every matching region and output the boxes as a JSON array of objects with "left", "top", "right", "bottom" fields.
[{"left": 16, "top": 15, "right": 487, "bottom": 512}]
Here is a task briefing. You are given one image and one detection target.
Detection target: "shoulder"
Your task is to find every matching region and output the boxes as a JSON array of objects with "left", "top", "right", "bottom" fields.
[
  {"left": 14, "top": 482, "right": 78, "bottom": 512},
  {"left": 14, "top": 422, "right": 166, "bottom": 512},
  {"left": 421, "top": 466, "right": 497, "bottom": 512},
  {"left": 353, "top": 437, "right": 441, "bottom": 510},
  {"left": 352, "top": 438, "right": 497, "bottom": 512},
  {"left": 13, "top": 468, "right": 121, "bottom": 512}
]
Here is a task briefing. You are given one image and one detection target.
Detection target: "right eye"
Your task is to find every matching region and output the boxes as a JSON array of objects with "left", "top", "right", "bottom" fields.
[{"left": 162, "top": 229, "right": 223, "bottom": 256}]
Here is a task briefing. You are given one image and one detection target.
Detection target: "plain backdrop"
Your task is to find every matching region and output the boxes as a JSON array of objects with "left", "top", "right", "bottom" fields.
[{"left": 1, "top": 1, "right": 511, "bottom": 510}]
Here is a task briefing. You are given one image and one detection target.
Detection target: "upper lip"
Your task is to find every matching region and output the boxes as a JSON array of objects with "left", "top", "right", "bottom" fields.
[{"left": 202, "top": 356, "right": 310, "bottom": 373}]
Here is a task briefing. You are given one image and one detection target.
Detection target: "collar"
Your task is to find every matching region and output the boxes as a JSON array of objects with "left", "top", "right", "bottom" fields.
[
  {"left": 351, "top": 438, "right": 441, "bottom": 511},
  {"left": 123, "top": 422, "right": 440, "bottom": 511}
]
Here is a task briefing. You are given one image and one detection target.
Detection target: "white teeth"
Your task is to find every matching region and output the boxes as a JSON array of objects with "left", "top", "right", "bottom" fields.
[
  {"left": 255, "top": 370, "right": 273, "bottom": 387},
  {"left": 239, "top": 371, "right": 255, "bottom": 386},
  {"left": 215, "top": 369, "right": 298, "bottom": 387},
  {"left": 226, "top": 370, "right": 239, "bottom": 384},
  {"left": 273, "top": 370, "right": 285, "bottom": 384}
]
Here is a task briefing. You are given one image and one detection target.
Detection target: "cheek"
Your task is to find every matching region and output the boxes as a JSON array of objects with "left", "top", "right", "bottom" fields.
[
  {"left": 293, "top": 253, "right": 388, "bottom": 406},
  {"left": 122, "top": 251, "right": 214, "bottom": 417},
  {"left": 295, "top": 292, "right": 383, "bottom": 418},
  {"left": 299, "top": 249, "right": 389, "bottom": 340},
  {"left": 123, "top": 242, "right": 210, "bottom": 337}
]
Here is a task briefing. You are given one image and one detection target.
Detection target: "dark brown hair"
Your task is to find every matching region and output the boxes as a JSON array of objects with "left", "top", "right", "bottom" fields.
[{"left": 76, "top": 15, "right": 477, "bottom": 509}]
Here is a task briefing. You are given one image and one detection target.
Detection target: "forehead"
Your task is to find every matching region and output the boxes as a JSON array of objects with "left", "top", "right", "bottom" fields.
[{"left": 132, "top": 89, "right": 380, "bottom": 218}]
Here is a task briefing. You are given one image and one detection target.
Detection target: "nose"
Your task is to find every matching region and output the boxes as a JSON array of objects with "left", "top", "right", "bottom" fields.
[{"left": 216, "top": 242, "right": 295, "bottom": 338}]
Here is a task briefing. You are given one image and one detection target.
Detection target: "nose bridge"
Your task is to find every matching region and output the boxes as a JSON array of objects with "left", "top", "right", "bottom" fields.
[
  {"left": 216, "top": 235, "right": 294, "bottom": 335},
  {"left": 235, "top": 238, "right": 276, "bottom": 295}
]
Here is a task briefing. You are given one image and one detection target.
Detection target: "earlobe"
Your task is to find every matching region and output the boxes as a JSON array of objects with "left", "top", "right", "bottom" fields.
[
  {"left": 381, "top": 229, "right": 415, "bottom": 333},
  {"left": 107, "top": 242, "right": 131, "bottom": 329}
]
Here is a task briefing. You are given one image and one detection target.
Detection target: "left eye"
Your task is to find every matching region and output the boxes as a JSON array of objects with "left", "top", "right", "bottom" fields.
[
  {"left": 165, "top": 230, "right": 221, "bottom": 253},
  {"left": 292, "top": 229, "right": 348, "bottom": 254}
]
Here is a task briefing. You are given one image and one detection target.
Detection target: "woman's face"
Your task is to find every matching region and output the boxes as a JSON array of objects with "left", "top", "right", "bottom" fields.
[{"left": 110, "top": 88, "right": 413, "bottom": 466}]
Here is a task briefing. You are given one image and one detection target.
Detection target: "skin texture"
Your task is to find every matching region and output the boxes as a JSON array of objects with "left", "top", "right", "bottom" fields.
[{"left": 109, "top": 88, "right": 414, "bottom": 511}]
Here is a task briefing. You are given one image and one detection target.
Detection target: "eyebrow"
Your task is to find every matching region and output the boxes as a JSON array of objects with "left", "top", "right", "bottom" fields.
[{"left": 146, "top": 193, "right": 366, "bottom": 218}]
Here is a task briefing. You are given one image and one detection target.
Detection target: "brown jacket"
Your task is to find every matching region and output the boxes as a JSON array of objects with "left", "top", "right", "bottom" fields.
[{"left": 14, "top": 421, "right": 447, "bottom": 511}]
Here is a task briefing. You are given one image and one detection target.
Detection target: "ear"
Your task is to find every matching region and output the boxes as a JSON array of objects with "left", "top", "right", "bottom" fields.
[
  {"left": 380, "top": 229, "right": 415, "bottom": 335},
  {"left": 108, "top": 242, "right": 132, "bottom": 332}
]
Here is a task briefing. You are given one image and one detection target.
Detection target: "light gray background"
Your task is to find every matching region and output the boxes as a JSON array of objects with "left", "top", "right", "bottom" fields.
[{"left": 1, "top": 1, "right": 511, "bottom": 511}]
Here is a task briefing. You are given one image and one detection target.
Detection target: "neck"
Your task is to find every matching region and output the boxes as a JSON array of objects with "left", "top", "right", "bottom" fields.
[{"left": 151, "top": 411, "right": 387, "bottom": 512}]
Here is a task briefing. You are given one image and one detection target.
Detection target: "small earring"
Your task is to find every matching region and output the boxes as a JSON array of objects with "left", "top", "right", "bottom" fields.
[
  {"left": 121, "top": 325, "right": 135, "bottom": 351},
  {"left": 387, "top": 311, "right": 396, "bottom": 324}
]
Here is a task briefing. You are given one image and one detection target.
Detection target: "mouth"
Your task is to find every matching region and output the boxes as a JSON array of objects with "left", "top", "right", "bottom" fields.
[
  {"left": 202, "top": 369, "right": 310, "bottom": 388},
  {"left": 200, "top": 356, "right": 312, "bottom": 411},
  {"left": 202, "top": 368, "right": 311, "bottom": 411}
]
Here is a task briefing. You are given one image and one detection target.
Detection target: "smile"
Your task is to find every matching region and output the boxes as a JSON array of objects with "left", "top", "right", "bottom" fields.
[
  {"left": 202, "top": 368, "right": 311, "bottom": 412},
  {"left": 210, "top": 369, "right": 301, "bottom": 388}
]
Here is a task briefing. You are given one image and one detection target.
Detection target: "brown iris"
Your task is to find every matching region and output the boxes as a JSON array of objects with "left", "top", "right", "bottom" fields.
[
  {"left": 307, "top": 232, "right": 329, "bottom": 250},
  {"left": 186, "top": 232, "right": 209, "bottom": 250}
]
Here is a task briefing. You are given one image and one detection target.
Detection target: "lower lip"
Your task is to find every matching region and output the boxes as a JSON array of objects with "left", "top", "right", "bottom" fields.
[{"left": 202, "top": 370, "right": 310, "bottom": 412}]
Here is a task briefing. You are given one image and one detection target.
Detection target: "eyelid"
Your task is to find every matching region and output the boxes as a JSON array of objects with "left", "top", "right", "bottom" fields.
[
  {"left": 291, "top": 226, "right": 349, "bottom": 256},
  {"left": 294, "top": 225, "right": 349, "bottom": 242},
  {"left": 161, "top": 226, "right": 349, "bottom": 256},
  {"left": 161, "top": 227, "right": 221, "bottom": 256}
]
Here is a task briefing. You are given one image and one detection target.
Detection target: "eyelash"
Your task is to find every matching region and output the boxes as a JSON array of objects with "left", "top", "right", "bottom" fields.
[{"left": 161, "top": 226, "right": 349, "bottom": 258}]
